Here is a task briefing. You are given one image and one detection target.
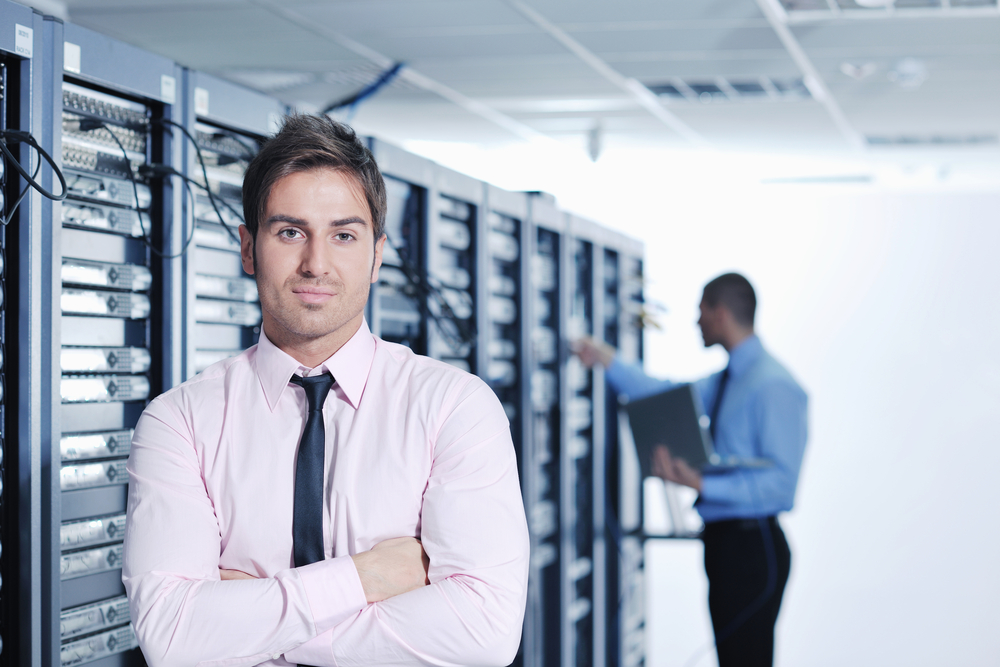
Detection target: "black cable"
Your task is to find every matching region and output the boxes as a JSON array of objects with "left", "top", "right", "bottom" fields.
[
  {"left": 85, "top": 119, "right": 151, "bottom": 238},
  {"left": 383, "top": 232, "right": 477, "bottom": 351},
  {"left": 138, "top": 163, "right": 243, "bottom": 250},
  {"left": 158, "top": 175, "right": 198, "bottom": 260},
  {"left": 155, "top": 117, "right": 241, "bottom": 244},
  {"left": 209, "top": 130, "right": 257, "bottom": 161},
  {"left": 2, "top": 148, "right": 40, "bottom": 226},
  {"left": 83, "top": 118, "right": 197, "bottom": 259},
  {"left": 1, "top": 128, "right": 68, "bottom": 225},
  {"left": 0, "top": 128, "right": 68, "bottom": 202}
]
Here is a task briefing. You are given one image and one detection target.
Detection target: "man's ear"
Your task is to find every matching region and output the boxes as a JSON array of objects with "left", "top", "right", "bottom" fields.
[
  {"left": 239, "top": 225, "right": 255, "bottom": 275},
  {"left": 370, "top": 233, "right": 387, "bottom": 284}
]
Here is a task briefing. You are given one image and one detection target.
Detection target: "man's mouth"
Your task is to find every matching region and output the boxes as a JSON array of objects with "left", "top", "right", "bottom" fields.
[{"left": 292, "top": 286, "right": 336, "bottom": 304}]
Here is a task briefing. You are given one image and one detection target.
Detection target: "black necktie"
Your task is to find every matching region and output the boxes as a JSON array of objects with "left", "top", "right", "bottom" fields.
[
  {"left": 288, "top": 373, "right": 334, "bottom": 567},
  {"left": 709, "top": 366, "right": 730, "bottom": 441}
]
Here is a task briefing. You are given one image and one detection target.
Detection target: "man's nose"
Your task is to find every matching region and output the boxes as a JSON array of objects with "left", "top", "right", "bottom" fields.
[{"left": 299, "top": 237, "right": 331, "bottom": 276}]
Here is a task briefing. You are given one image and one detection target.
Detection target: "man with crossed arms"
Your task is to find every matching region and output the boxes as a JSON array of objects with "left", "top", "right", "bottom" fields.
[{"left": 123, "top": 115, "right": 529, "bottom": 667}]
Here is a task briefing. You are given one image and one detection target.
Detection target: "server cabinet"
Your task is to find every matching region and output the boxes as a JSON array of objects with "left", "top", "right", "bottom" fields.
[
  {"left": 523, "top": 193, "right": 563, "bottom": 667},
  {"left": 479, "top": 185, "right": 528, "bottom": 446},
  {"left": 1, "top": 6, "right": 47, "bottom": 664},
  {"left": 481, "top": 185, "right": 530, "bottom": 666},
  {"left": 601, "top": 236, "right": 645, "bottom": 667},
  {"left": 182, "top": 70, "right": 284, "bottom": 379},
  {"left": 561, "top": 215, "right": 608, "bottom": 667},
  {"left": 49, "top": 21, "right": 183, "bottom": 667},
  {"left": 366, "top": 138, "right": 431, "bottom": 354},
  {"left": 426, "top": 165, "right": 480, "bottom": 373}
]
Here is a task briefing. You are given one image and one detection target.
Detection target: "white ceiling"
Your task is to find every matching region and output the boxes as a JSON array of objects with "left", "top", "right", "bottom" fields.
[{"left": 29, "top": 0, "right": 1000, "bottom": 161}]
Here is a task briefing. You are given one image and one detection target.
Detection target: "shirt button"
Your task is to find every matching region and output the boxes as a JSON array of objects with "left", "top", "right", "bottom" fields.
[{"left": 272, "top": 654, "right": 280, "bottom": 660}]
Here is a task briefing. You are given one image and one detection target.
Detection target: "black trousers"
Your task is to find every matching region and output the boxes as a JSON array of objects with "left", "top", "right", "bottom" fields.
[{"left": 701, "top": 516, "right": 791, "bottom": 667}]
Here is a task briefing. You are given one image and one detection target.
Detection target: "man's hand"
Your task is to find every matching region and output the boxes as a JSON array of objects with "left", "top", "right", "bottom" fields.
[
  {"left": 652, "top": 444, "right": 703, "bottom": 492},
  {"left": 219, "top": 568, "right": 258, "bottom": 580},
  {"left": 352, "top": 536, "right": 430, "bottom": 603},
  {"left": 571, "top": 337, "right": 616, "bottom": 369}
]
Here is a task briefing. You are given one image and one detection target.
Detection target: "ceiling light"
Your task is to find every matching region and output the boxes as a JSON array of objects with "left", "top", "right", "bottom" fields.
[
  {"left": 854, "top": 0, "right": 894, "bottom": 8},
  {"left": 887, "top": 58, "right": 927, "bottom": 89}
]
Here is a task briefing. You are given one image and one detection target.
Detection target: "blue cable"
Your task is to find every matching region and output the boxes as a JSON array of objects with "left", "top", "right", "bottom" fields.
[{"left": 321, "top": 62, "right": 406, "bottom": 116}]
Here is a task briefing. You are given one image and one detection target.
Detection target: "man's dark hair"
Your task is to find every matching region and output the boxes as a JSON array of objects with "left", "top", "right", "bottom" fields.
[
  {"left": 242, "top": 114, "right": 387, "bottom": 242},
  {"left": 702, "top": 273, "right": 756, "bottom": 327}
]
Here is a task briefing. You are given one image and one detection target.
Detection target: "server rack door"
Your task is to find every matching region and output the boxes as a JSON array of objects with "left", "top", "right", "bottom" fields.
[
  {"left": 367, "top": 138, "right": 432, "bottom": 355},
  {"left": 481, "top": 186, "right": 529, "bottom": 666},
  {"left": 182, "top": 70, "right": 284, "bottom": 379},
  {"left": 52, "top": 21, "right": 184, "bottom": 667},
  {"left": 1, "top": 6, "right": 48, "bottom": 664},
  {"left": 562, "top": 223, "right": 597, "bottom": 667},
  {"left": 426, "top": 165, "right": 481, "bottom": 374},
  {"left": 614, "top": 244, "right": 646, "bottom": 667},
  {"left": 524, "top": 192, "right": 564, "bottom": 667},
  {"left": 374, "top": 174, "right": 427, "bottom": 352}
]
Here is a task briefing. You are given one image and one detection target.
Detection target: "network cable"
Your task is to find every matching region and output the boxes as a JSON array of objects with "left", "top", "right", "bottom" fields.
[
  {"left": 321, "top": 62, "right": 405, "bottom": 115},
  {"left": 0, "top": 127, "right": 68, "bottom": 225},
  {"left": 155, "top": 117, "right": 243, "bottom": 244},
  {"left": 78, "top": 118, "right": 197, "bottom": 259}
]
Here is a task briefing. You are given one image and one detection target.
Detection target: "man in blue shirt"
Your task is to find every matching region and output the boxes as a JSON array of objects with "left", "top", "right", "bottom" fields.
[{"left": 574, "top": 273, "right": 807, "bottom": 667}]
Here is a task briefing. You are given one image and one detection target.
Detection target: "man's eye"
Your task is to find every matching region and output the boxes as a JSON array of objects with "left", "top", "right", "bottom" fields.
[
  {"left": 280, "top": 229, "right": 300, "bottom": 238},
  {"left": 337, "top": 233, "right": 354, "bottom": 241}
]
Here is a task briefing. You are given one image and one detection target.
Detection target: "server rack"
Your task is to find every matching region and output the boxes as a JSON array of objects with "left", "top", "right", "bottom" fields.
[
  {"left": 523, "top": 192, "right": 564, "bottom": 667},
  {"left": 603, "top": 237, "right": 645, "bottom": 667},
  {"left": 1, "top": 5, "right": 46, "bottom": 663},
  {"left": 562, "top": 215, "right": 611, "bottom": 667},
  {"left": 481, "top": 185, "right": 530, "bottom": 666},
  {"left": 366, "top": 138, "right": 432, "bottom": 354},
  {"left": 48, "top": 21, "right": 183, "bottom": 667},
  {"left": 425, "top": 165, "right": 480, "bottom": 373},
  {"left": 479, "top": 184, "right": 528, "bottom": 446},
  {"left": 181, "top": 70, "right": 284, "bottom": 379}
]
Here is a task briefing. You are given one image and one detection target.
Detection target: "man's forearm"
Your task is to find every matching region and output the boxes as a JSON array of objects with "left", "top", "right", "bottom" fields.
[
  {"left": 125, "top": 556, "right": 366, "bottom": 667},
  {"left": 286, "top": 568, "right": 527, "bottom": 667}
]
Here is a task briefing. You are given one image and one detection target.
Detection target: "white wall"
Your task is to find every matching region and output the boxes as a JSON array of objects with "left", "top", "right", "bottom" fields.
[
  {"left": 639, "top": 190, "right": 1000, "bottom": 667},
  {"left": 398, "top": 139, "right": 1000, "bottom": 667}
]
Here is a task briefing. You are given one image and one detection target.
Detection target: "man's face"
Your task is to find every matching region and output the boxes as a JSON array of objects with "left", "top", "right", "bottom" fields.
[
  {"left": 240, "top": 168, "right": 384, "bottom": 354},
  {"left": 697, "top": 298, "right": 724, "bottom": 348}
]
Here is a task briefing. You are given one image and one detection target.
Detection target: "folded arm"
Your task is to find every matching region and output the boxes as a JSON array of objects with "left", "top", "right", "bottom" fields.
[
  {"left": 284, "top": 382, "right": 531, "bottom": 667},
  {"left": 123, "top": 403, "right": 373, "bottom": 667}
]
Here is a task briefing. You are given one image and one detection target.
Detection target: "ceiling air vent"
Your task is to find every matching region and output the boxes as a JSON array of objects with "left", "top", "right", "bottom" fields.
[
  {"left": 866, "top": 134, "right": 999, "bottom": 146},
  {"left": 647, "top": 77, "right": 810, "bottom": 104},
  {"left": 781, "top": 0, "right": 997, "bottom": 18}
]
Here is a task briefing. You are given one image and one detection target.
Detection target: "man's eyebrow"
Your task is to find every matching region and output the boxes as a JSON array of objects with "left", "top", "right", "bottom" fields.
[{"left": 264, "top": 214, "right": 368, "bottom": 228}]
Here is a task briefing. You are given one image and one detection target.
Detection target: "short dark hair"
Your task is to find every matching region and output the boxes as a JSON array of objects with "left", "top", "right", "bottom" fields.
[
  {"left": 702, "top": 273, "right": 756, "bottom": 327},
  {"left": 242, "top": 114, "right": 386, "bottom": 242}
]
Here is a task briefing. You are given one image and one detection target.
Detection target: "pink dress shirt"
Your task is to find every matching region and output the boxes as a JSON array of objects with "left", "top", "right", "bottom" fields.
[{"left": 122, "top": 320, "right": 529, "bottom": 667}]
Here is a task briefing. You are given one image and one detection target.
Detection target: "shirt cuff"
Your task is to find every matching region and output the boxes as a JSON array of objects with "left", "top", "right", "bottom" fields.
[
  {"left": 699, "top": 471, "right": 731, "bottom": 503},
  {"left": 297, "top": 554, "right": 367, "bottom": 632}
]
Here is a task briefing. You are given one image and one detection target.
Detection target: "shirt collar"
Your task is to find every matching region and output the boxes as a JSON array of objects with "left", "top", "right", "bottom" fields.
[
  {"left": 255, "top": 319, "right": 376, "bottom": 411},
  {"left": 726, "top": 334, "right": 763, "bottom": 378}
]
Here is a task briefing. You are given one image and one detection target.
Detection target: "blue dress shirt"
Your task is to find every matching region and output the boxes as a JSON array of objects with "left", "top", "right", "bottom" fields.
[{"left": 605, "top": 335, "right": 808, "bottom": 523}]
